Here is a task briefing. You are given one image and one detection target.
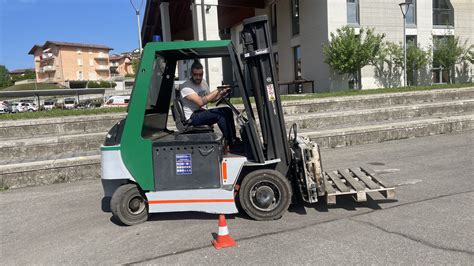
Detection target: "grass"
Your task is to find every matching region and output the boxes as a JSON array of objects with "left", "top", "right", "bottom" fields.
[
  {"left": 0, "top": 83, "right": 64, "bottom": 91},
  {"left": 0, "top": 107, "right": 126, "bottom": 120},
  {"left": 1, "top": 83, "right": 472, "bottom": 120},
  {"left": 229, "top": 82, "right": 474, "bottom": 105}
]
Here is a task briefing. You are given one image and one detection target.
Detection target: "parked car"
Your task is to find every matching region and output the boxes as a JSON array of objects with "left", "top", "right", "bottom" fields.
[
  {"left": 0, "top": 101, "right": 12, "bottom": 113},
  {"left": 63, "top": 98, "right": 78, "bottom": 109},
  {"left": 17, "top": 102, "right": 38, "bottom": 112},
  {"left": 10, "top": 102, "right": 20, "bottom": 113},
  {"left": 102, "top": 95, "right": 130, "bottom": 108},
  {"left": 43, "top": 99, "right": 57, "bottom": 110}
]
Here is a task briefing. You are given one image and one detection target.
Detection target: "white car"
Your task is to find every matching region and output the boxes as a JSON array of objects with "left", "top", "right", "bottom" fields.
[
  {"left": 17, "top": 102, "right": 38, "bottom": 112},
  {"left": 43, "top": 100, "right": 56, "bottom": 110},
  {"left": 63, "top": 98, "right": 77, "bottom": 109}
]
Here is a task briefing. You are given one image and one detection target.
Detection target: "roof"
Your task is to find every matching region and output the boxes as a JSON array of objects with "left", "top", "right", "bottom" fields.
[
  {"left": 28, "top": 41, "right": 113, "bottom": 54},
  {"left": 9, "top": 68, "right": 35, "bottom": 74},
  {"left": 110, "top": 54, "right": 130, "bottom": 61}
]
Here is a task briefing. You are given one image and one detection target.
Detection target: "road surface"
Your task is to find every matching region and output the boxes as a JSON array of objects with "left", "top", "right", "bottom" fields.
[{"left": 1, "top": 131, "right": 473, "bottom": 264}]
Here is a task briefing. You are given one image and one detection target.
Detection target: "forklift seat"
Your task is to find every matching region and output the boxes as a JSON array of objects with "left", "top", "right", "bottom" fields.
[{"left": 171, "top": 97, "right": 213, "bottom": 133}]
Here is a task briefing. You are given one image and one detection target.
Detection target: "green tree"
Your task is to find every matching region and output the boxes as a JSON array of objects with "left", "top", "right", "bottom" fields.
[
  {"left": 432, "top": 36, "right": 469, "bottom": 83},
  {"left": 372, "top": 41, "right": 403, "bottom": 88},
  {"left": 323, "top": 26, "right": 385, "bottom": 89},
  {"left": 131, "top": 59, "right": 140, "bottom": 76},
  {"left": 0, "top": 65, "right": 13, "bottom": 89},
  {"left": 406, "top": 44, "right": 430, "bottom": 86},
  {"left": 10, "top": 70, "right": 36, "bottom": 83}
]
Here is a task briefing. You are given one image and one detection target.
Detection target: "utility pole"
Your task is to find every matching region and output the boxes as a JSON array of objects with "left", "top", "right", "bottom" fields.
[{"left": 130, "top": 0, "right": 144, "bottom": 55}]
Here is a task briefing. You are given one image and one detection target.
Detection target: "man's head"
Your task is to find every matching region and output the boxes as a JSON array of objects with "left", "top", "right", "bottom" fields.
[{"left": 190, "top": 61, "right": 204, "bottom": 85}]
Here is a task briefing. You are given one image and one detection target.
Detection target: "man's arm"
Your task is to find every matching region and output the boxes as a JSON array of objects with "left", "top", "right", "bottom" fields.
[{"left": 184, "top": 88, "right": 229, "bottom": 107}]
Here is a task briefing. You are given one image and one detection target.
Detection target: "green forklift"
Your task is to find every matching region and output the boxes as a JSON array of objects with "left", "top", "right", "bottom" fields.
[{"left": 101, "top": 16, "right": 395, "bottom": 225}]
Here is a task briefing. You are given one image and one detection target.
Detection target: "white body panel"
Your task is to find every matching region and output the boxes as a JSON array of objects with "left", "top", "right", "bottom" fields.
[
  {"left": 100, "top": 147, "right": 135, "bottom": 181},
  {"left": 146, "top": 189, "right": 238, "bottom": 214}
]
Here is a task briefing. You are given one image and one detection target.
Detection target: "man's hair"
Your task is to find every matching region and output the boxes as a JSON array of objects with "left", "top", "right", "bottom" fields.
[{"left": 191, "top": 60, "right": 203, "bottom": 71}]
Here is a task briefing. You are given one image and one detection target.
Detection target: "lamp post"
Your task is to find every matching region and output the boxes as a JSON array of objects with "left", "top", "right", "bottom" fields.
[
  {"left": 130, "top": 0, "right": 144, "bottom": 55},
  {"left": 399, "top": 0, "right": 412, "bottom": 87}
]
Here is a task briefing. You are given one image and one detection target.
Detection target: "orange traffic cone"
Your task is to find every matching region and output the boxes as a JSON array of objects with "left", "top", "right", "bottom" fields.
[{"left": 212, "top": 214, "right": 236, "bottom": 250}]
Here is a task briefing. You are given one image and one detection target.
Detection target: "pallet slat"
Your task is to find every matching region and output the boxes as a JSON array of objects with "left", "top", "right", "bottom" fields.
[
  {"left": 338, "top": 169, "right": 366, "bottom": 191},
  {"left": 360, "top": 167, "right": 394, "bottom": 188},
  {"left": 350, "top": 168, "right": 381, "bottom": 190},
  {"left": 326, "top": 171, "right": 350, "bottom": 192}
]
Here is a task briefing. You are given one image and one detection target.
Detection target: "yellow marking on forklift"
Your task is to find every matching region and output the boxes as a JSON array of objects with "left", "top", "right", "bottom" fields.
[{"left": 149, "top": 199, "right": 234, "bottom": 204}]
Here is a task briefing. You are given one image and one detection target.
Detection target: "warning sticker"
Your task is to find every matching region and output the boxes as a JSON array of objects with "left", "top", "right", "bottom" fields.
[
  {"left": 266, "top": 84, "right": 276, "bottom": 101},
  {"left": 176, "top": 154, "right": 192, "bottom": 175}
]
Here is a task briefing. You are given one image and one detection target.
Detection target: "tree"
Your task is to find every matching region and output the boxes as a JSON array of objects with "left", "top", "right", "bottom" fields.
[
  {"left": 323, "top": 26, "right": 385, "bottom": 89},
  {"left": 0, "top": 65, "right": 12, "bottom": 89},
  {"left": 10, "top": 70, "right": 36, "bottom": 83},
  {"left": 372, "top": 41, "right": 403, "bottom": 88},
  {"left": 406, "top": 44, "right": 430, "bottom": 86},
  {"left": 131, "top": 59, "right": 140, "bottom": 76},
  {"left": 432, "top": 36, "right": 469, "bottom": 83}
]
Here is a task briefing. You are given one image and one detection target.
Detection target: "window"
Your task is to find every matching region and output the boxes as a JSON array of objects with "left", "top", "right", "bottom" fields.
[
  {"left": 77, "top": 59, "right": 83, "bottom": 66},
  {"left": 271, "top": 3, "right": 278, "bottom": 43},
  {"left": 406, "top": 0, "right": 416, "bottom": 26},
  {"left": 291, "top": 0, "right": 299, "bottom": 36},
  {"left": 347, "top": 0, "right": 359, "bottom": 25},
  {"left": 294, "top": 46, "right": 301, "bottom": 80},
  {"left": 433, "top": 0, "right": 454, "bottom": 27},
  {"left": 77, "top": 71, "right": 83, "bottom": 80},
  {"left": 77, "top": 49, "right": 82, "bottom": 54}
]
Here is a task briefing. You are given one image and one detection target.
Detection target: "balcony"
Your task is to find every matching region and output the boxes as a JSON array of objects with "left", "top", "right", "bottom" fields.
[
  {"left": 95, "top": 53, "right": 108, "bottom": 59},
  {"left": 96, "top": 65, "right": 109, "bottom": 71},
  {"left": 41, "top": 52, "right": 55, "bottom": 60},
  {"left": 42, "top": 65, "right": 56, "bottom": 72}
]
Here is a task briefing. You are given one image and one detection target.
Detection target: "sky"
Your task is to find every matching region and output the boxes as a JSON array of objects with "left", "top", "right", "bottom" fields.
[{"left": 0, "top": 0, "right": 144, "bottom": 71}]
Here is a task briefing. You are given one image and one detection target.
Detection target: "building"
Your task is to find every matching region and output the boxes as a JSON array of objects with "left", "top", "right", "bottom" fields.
[
  {"left": 142, "top": 0, "right": 473, "bottom": 92},
  {"left": 110, "top": 54, "right": 134, "bottom": 78},
  {"left": 28, "top": 41, "right": 113, "bottom": 87}
]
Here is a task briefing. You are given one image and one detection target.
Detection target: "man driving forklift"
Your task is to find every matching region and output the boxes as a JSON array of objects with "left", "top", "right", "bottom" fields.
[{"left": 179, "top": 60, "right": 241, "bottom": 148}]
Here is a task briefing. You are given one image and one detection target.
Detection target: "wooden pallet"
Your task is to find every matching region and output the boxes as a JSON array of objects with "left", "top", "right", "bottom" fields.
[{"left": 324, "top": 167, "right": 395, "bottom": 205}]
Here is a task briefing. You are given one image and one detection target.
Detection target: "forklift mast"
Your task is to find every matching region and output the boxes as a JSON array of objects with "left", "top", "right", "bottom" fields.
[{"left": 240, "top": 16, "right": 291, "bottom": 175}]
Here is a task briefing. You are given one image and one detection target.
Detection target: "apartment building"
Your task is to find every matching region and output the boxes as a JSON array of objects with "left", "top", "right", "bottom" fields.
[
  {"left": 110, "top": 54, "right": 134, "bottom": 77},
  {"left": 28, "top": 41, "right": 113, "bottom": 87},
  {"left": 142, "top": 0, "right": 472, "bottom": 92}
]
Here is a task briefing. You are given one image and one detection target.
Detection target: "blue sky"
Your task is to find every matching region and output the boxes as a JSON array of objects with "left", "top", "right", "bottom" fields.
[{"left": 0, "top": 0, "right": 144, "bottom": 71}]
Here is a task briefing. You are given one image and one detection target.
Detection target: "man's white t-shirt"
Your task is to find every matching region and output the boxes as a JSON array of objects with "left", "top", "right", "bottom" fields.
[{"left": 179, "top": 79, "right": 209, "bottom": 120}]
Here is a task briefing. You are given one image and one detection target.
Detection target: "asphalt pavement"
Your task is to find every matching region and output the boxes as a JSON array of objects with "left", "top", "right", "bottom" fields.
[{"left": 1, "top": 131, "right": 473, "bottom": 264}]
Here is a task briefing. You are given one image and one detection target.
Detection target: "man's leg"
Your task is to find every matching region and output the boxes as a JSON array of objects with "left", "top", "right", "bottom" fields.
[{"left": 190, "top": 109, "right": 233, "bottom": 143}]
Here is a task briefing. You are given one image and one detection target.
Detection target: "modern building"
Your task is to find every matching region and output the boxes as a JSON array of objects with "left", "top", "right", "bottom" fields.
[
  {"left": 110, "top": 54, "right": 134, "bottom": 78},
  {"left": 142, "top": 0, "right": 473, "bottom": 92},
  {"left": 28, "top": 41, "right": 113, "bottom": 87}
]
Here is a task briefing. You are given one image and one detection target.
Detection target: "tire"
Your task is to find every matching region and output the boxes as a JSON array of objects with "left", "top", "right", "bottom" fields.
[
  {"left": 110, "top": 184, "right": 149, "bottom": 226},
  {"left": 238, "top": 169, "right": 292, "bottom": 221}
]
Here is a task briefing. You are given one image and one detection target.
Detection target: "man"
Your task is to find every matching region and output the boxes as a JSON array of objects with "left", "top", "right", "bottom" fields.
[{"left": 179, "top": 61, "right": 239, "bottom": 146}]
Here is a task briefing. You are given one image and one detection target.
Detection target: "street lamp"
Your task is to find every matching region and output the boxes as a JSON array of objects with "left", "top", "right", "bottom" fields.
[
  {"left": 130, "top": 0, "right": 144, "bottom": 55},
  {"left": 399, "top": 0, "right": 412, "bottom": 87}
]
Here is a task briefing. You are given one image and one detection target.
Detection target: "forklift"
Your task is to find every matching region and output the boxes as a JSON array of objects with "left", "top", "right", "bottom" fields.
[{"left": 101, "top": 16, "right": 395, "bottom": 225}]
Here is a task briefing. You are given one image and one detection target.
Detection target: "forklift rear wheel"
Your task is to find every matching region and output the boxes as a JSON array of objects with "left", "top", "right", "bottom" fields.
[
  {"left": 110, "top": 184, "right": 149, "bottom": 226},
  {"left": 239, "top": 169, "right": 292, "bottom": 221}
]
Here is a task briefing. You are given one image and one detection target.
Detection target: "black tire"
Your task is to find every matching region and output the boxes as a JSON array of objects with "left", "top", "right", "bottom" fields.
[
  {"left": 238, "top": 169, "right": 292, "bottom": 221},
  {"left": 110, "top": 184, "right": 148, "bottom": 226}
]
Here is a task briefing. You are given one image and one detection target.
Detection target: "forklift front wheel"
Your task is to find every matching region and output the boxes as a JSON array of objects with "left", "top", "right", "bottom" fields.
[
  {"left": 239, "top": 169, "right": 292, "bottom": 221},
  {"left": 110, "top": 184, "right": 149, "bottom": 226}
]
